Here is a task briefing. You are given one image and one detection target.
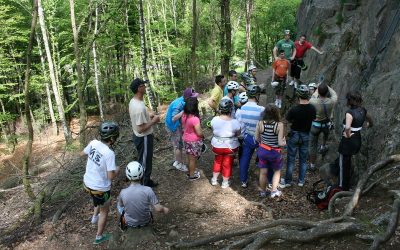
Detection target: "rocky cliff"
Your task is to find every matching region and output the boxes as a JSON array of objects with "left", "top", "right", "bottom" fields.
[{"left": 297, "top": 0, "right": 400, "bottom": 170}]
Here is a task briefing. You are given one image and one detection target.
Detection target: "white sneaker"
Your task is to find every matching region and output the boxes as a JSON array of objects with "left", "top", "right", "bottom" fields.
[
  {"left": 279, "top": 179, "right": 291, "bottom": 188},
  {"left": 271, "top": 190, "right": 282, "bottom": 198},
  {"left": 298, "top": 182, "right": 304, "bottom": 187},
  {"left": 277, "top": 102, "right": 282, "bottom": 109},
  {"left": 268, "top": 184, "right": 272, "bottom": 189},
  {"left": 275, "top": 100, "right": 279, "bottom": 106},
  {"left": 221, "top": 181, "right": 230, "bottom": 189},
  {"left": 211, "top": 178, "right": 218, "bottom": 186},
  {"left": 91, "top": 215, "right": 99, "bottom": 224},
  {"left": 175, "top": 162, "right": 188, "bottom": 172},
  {"left": 172, "top": 161, "right": 179, "bottom": 167},
  {"left": 289, "top": 80, "right": 295, "bottom": 86}
]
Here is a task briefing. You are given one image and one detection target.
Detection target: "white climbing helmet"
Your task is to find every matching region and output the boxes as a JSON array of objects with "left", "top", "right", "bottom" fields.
[
  {"left": 238, "top": 92, "right": 248, "bottom": 104},
  {"left": 271, "top": 81, "right": 279, "bottom": 87},
  {"left": 126, "top": 161, "right": 144, "bottom": 181},
  {"left": 226, "top": 81, "right": 239, "bottom": 91},
  {"left": 248, "top": 65, "right": 257, "bottom": 72},
  {"left": 308, "top": 82, "right": 317, "bottom": 89}
]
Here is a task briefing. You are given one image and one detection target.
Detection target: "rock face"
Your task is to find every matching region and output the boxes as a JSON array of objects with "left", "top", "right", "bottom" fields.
[{"left": 296, "top": 0, "right": 400, "bottom": 175}]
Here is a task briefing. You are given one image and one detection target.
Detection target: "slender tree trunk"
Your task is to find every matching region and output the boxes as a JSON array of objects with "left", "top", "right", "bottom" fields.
[
  {"left": 35, "top": 33, "right": 57, "bottom": 134},
  {"left": 22, "top": 0, "right": 38, "bottom": 200},
  {"left": 38, "top": 0, "right": 72, "bottom": 144},
  {"left": 92, "top": 5, "right": 104, "bottom": 121},
  {"left": 138, "top": 0, "right": 157, "bottom": 111},
  {"left": 146, "top": 2, "right": 159, "bottom": 82},
  {"left": 245, "top": 0, "right": 253, "bottom": 70},
  {"left": 69, "top": 0, "right": 87, "bottom": 149},
  {"left": 191, "top": 0, "right": 198, "bottom": 88},
  {"left": 220, "top": 0, "right": 231, "bottom": 76},
  {"left": 0, "top": 99, "right": 10, "bottom": 144}
]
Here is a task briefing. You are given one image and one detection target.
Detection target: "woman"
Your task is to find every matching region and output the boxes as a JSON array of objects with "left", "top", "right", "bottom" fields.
[
  {"left": 210, "top": 99, "right": 241, "bottom": 188},
  {"left": 338, "top": 91, "right": 373, "bottom": 190},
  {"left": 181, "top": 97, "right": 204, "bottom": 180},
  {"left": 255, "top": 104, "right": 286, "bottom": 198}
]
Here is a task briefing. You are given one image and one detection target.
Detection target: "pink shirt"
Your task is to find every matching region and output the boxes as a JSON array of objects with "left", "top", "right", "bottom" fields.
[{"left": 181, "top": 114, "right": 202, "bottom": 142}]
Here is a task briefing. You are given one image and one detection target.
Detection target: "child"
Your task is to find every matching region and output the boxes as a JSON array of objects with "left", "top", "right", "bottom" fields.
[
  {"left": 272, "top": 50, "right": 290, "bottom": 108},
  {"left": 181, "top": 97, "right": 204, "bottom": 180},
  {"left": 83, "top": 121, "right": 119, "bottom": 244},
  {"left": 117, "top": 161, "right": 169, "bottom": 229},
  {"left": 255, "top": 104, "right": 286, "bottom": 198},
  {"left": 210, "top": 99, "right": 241, "bottom": 188}
]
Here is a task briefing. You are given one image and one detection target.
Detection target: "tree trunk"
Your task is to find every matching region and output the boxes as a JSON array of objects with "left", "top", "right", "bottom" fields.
[
  {"left": 69, "top": 0, "right": 87, "bottom": 149},
  {"left": 35, "top": 33, "right": 57, "bottom": 134},
  {"left": 220, "top": 0, "right": 231, "bottom": 76},
  {"left": 245, "top": 0, "right": 253, "bottom": 70},
  {"left": 22, "top": 0, "right": 38, "bottom": 200},
  {"left": 92, "top": 5, "right": 104, "bottom": 121},
  {"left": 138, "top": 0, "right": 157, "bottom": 111},
  {"left": 38, "top": 0, "right": 72, "bottom": 144},
  {"left": 191, "top": 0, "right": 198, "bottom": 88},
  {"left": 161, "top": 0, "right": 176, "bottom": 93}
]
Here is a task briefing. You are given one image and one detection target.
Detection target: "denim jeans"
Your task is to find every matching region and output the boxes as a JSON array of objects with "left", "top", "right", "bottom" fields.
[
  {"left": 239, "top": 134, "right": 259, "bottom": 183},
  {"left": 284, "top": 131, "right": 310, "bottom": 184}
]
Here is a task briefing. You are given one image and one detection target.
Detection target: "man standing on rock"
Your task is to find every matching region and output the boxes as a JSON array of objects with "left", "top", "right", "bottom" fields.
[
  {"left": 273, "top": 30, "right": 296, "bottom": 64},
  {"left": 290, "top": 34, "right": 324, "bottom": 87},
  {"left": 129, "top": 78, "right": 160, "bottom": 187}
]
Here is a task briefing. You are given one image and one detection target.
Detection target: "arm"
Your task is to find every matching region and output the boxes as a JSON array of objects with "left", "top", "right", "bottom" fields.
[
  {"left": 107, "top": 170, "right": 117, "bottom": 180},
  {"left": 327, "top": 86, "right": 338, "bottom": 103},
  {"left": 194, "top": 122, "right": 204, "bottom": 138},
  {"left": 365, "top": 113, "right": 373, "bottom": 128},
  {"left": 311, "top": 46, "right": 324, "bottom": 55},
  {"left": 343, "top": 113, "right": 353, "bottom": 138},
  {"left": 153, "top": 204, "right": 170, "bottom": 214},
  {"left": 254, "top": 121, "right": 262, "bottom": 143},
  {"left": 136, "top": 115, "right": 160, "bottom": 134},
  {"left": 208, "top": 98, "right": 218, "bottom": 112},
  {"left": 273, "top": 46, "right": 278, "bottom": 60},
  {"left": 290, "top": 47, "right": 296, "bottom": 60},
  {"left": 277, "top": 122, "right": 286, "bottom": 147},
  {"left": 172, "top": 111, "right": 183, "bottom": 122}
]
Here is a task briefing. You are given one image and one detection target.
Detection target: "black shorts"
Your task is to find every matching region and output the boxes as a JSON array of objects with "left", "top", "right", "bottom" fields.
[
  {"left": 290, "top": 59, "right": 304, "bottom": 79},
  {"left": 85, "top": 186, "right": 111, "bottom": 207},
  {"left": 273, "top": 75, "right": 287, "bottom": 96}
]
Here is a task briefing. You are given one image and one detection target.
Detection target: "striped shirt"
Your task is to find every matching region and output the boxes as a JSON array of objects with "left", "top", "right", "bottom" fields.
[
  {"left": 260, "top": 121, "right": 279, "bottom": 147},
  {"left": 236, "top": 101, "right": 265, "bottom": 137}
]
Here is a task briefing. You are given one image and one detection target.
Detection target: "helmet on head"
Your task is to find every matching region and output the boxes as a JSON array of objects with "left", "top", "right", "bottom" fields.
[
  {"left": 284, "top": 29, "right": 290, "bottom": 35},
  {"left": 219, "top": 98, "right": 233, "bottom": 113},
  {"left": 248, "top": 65, "right": 257, "bottom": 72},
  {"left": 226, "top": 81, "right": 239, "bottom": 91},
  {"left": 238, "top": 92, "right": 248, "bottom": 104},
  {"left": 246, "top": 85, "right": 261, "bottom": 98},
  {"left": 308, "top": 82, "right": 317, "bottom": 89},
  {"left": 99, "top": 121, "right": 119, "bottom": 140},
  {"left": 125, "top": 161, "right": 144, "bottom": 181},
  {"left": 296, "top": 84, "right": 310, "bottom": 99},
  {"left": 271, "top": 81, "right": 279, "bottom": 87}
]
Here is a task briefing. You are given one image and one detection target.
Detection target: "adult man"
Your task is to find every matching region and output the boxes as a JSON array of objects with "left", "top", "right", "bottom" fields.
[
  {"left": 235, "top": 85, "right": 265, "bottom": 188},
  {"left": 224, "top": 70, "right": 242, "bottom": 108},
  {"left": 129, "top": 78, "right": 160, "bottom": 187},
  {"left": 165, "top": 87, "right": 199, "bottom": 172},
  {"left": 290, "top": 35, "right": 324, "bottom": 86},
  {"left": 309, "top": 83, "right": 338, "bottom": 170},
  {"left": 83, "top": 121, "right": 119, "bottom": 244},
  {"left": 280, "top": 85, "right": 316, "bottom": 187},
  {"left": 273, "top": 30, "right": 296, "bottom": 63},
  {"left": 271, "top": 50, "right": 290, "bottom": 108},
  {"left": 208, "top": 74, "right": 226, "bottom": 113}
]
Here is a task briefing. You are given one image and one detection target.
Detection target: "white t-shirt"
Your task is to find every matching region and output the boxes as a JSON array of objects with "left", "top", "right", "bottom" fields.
[
  {"left": 129, "top": 98, "right": 153, "bottom": 137},
  {"left": 83, "top": 140, "right": 116, "bottom": 191},
  {"left": 211, "top": 116, "right": 241, "bottom": 149}
]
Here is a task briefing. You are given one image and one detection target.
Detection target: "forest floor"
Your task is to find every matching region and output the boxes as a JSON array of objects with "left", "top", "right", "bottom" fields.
[{"left": 0, "top": 70, "right": 399, "bottom": 249}]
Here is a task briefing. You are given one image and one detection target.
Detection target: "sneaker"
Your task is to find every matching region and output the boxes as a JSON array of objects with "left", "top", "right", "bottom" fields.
[
  {"left": 172, "top": 161, "right": 179, "bottom": 167},
  {"left": 298, "top": 182, "right": 304, "bottom": 187},
  {"left": 270, "top": 190, "right": 282, "bottom": 198},
  {"left": 93, "top": 233, "right": 112, "bottom": 245},
  {"left": 268, "top": 184, "right": 272, "bottom": 189},
  {"left": 259, "top": 190, "right": 271, "bottom": 198},
  {"left": 241, "top": 182, "right": 248, "bottom": 188},
  {"left": 91, "top": 215, "right": 99, "bottom": 224},
  {"left": 187, "top": 171, "right": 200, "bottom": 181},
  {"left": 274, "top": 100, "right": 279, "bottom": 106},
  {"left": 221, "top": 181, "right": 230, "bottom": 189},
  {"left": 309, "top": 164, "right": 317, "bottom": 172},
  {"left": 277, "top": 102, "right": 282, "bottom": 109},
  {"left": 289, "top": 80, "right": 295, "bottom": 86},
  {"left": 175, "top": 162, "right": 188, "bottom": 172},
  {"left": 211, "top": 178, "right": 218, "bottom": 186}
]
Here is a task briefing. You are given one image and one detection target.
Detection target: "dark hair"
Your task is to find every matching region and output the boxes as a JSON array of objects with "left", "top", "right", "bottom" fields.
[
  {"left": 228, "top": 70, "right": 237, "bottom": 77},
  {"left": 318, "top": 83, "right": 329, "bottom": 97},
  {"left": 215, "top": 74, "right": 225, "bottom": 84},
  {"left": 279, "top": 50, "right": 285, "bottom": 54},
  {"left": 300, "top": 34, "right": 307, "bottom": 39},
  {"left": 183, "top": 97, "right": 200, "bottom": 118},
  {"left": 263, "top": 103, "right": 281, "bottom": 122},
  {"left": 346, "top": 91, "right": 363, "bottom": 107}
]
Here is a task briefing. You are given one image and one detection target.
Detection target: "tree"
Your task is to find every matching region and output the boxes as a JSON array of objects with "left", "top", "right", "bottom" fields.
[
  {"left": 220, "top": 0, "right": 231, "bottom": 76},
  {"left": 191, "top": 0, "right": 197, "bottom": 86},
  {"left": 245, "top": 0, "right": 253, "bottom": 70}
]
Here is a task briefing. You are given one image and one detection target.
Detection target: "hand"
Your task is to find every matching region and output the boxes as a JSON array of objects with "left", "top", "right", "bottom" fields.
[
  {"left": 342, "top": 131, "right": 354, "bottom": 138},
  {"left": 152, "top": 115, "right": 160, "bottom": 124},
  {"left": 163, "top": 206, "right": 170, "bottom": 214},
  {"left": 149, "top": 112, "right": 155, "bottom": 119},
  {"left": 319, "top": 51, "right": 324, "bottom": 55},
  {"left": 290, "top": 56, "right": 295, "bottom": 60}
]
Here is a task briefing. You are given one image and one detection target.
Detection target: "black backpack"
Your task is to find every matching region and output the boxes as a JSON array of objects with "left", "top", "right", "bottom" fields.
[{"left": 307, "top": 179, "right": 343, "bottom": 210}]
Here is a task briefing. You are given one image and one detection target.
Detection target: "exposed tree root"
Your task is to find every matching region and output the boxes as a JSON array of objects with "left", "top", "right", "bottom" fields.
[
  {"left": 329, "top": 191, "right": 354, "bottom": 218},
  {"left": 370, "top": 191, "right": 400, "bottom": 250},
  {"left": 172, "top": 217, "right": 345, "bottom": 248}
]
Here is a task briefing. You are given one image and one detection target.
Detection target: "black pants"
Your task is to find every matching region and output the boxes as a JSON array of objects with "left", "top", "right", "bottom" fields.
[
  {"left": 133, "top": 134, "right": 154, "bottom": 185},
  {"left": 339, "top": 154, "right": 352, "bottom": 191}
]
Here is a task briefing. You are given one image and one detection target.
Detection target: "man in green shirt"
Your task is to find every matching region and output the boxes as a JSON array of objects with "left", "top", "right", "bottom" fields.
[{"left": 273, "top": 30, "right": 296, "bottom": 62}]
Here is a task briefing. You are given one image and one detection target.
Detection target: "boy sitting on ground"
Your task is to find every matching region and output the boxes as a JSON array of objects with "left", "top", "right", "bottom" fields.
[{"left": 117, "top": 161, "right": 169, "bottom": 229}]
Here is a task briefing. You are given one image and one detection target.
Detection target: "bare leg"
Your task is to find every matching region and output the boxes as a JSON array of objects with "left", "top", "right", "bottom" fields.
[
  {"left": 271, "top": 169, "right": 281, "bottom": 192},
  {"left": 188, "top": 154, "right": 197, "bottom": 177},
  {"left": 96, "top": 200, "right": 110, "bottom": 237},
  {"left": 259, "top": 168, "right": 268, "bottom": 191},
  {"left": 174, "top": 148, "right": 183, "bottom": 163},
  {"left": 93, "top": 206, "right": 100, "bottom": 217}
]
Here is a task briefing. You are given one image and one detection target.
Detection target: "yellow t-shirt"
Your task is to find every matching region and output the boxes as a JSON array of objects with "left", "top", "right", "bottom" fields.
[{"left": 209, "top": 84, "right": 223, "bottom": 110}]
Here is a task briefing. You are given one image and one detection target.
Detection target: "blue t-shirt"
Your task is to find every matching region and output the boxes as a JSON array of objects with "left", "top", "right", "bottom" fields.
[
  {"left": 165, "top": 96, "right": 185, "bottom": 132},
  {"left": 223, "top": 85, "right": 239, "bottom": 104}
]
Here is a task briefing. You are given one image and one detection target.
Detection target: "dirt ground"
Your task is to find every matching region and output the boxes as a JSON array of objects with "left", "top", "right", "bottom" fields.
[{"left": 1, "top": 70, "right": 399, "bottom": 249}]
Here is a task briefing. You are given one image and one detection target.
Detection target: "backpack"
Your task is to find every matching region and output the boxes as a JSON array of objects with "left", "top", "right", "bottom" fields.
[{"left": 307, "top": 179, "right": 343, "bottom": 210}]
